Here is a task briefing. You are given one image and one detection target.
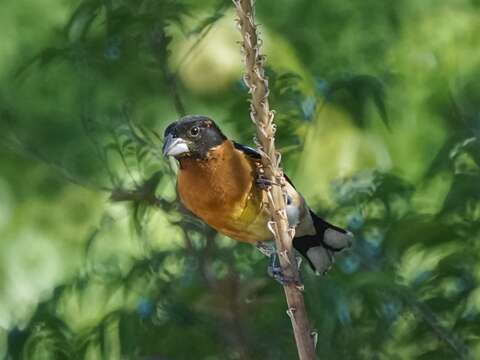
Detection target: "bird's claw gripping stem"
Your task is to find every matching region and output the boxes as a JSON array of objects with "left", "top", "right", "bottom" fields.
[
  {"left": 268, "top": 252, "right": 300, "bottom": 286},
  {"left": 256, "top": 241, "right": 275, "bottom": 257},
  {"left": 256, "top": 243, "right": 302, "bottom": 286},
  {"left": 255, "top": 176, "right": 280, "bottom": 190}
]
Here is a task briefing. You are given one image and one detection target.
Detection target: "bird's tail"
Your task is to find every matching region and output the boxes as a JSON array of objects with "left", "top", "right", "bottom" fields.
[{"left": 293, "top": 211, "right": 353, "bottom": 275}]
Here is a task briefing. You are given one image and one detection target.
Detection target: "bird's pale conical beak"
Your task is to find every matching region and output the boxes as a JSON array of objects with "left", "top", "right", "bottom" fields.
[{"left": 162, "top": 134, "right": 190, "bottom": 157}]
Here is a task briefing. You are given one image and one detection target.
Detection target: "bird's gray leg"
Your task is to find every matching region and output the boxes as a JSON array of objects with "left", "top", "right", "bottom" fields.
[
  {"left": 255, "top": 172, "right": 284, "bottom": 190},
  {"left": 256, "top": 241, "right": 275, "bottom": 257},
  {"left": 256, "top": 242, "right": 298, "bottom": 285},
  {"left": 267, "top": 251, "right": 297, "bottom": 285},
  {"left": 255, "top": 176, "right": 275, "bottom": 190}
]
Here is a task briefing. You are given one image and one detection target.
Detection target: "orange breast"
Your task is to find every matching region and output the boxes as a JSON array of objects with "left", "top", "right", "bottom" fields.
[{"left": 177, "top": 140, "right": 270, "bottom": 243}]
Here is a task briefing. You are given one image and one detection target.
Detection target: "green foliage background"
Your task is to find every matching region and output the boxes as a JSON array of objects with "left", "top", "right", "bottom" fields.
[{"left": 1, "top": 0, "right": 480, "bottom": 359}]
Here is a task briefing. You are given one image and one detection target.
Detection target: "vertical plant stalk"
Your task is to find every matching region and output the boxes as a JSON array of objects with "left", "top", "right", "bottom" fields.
[{"left": 234, "top": 1, "right": 317, "bottom": 359}]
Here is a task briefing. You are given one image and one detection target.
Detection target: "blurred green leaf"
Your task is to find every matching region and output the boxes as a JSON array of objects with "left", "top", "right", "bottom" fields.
[{"left": 327, "top": 74, "right": 389, "bottom": 128}]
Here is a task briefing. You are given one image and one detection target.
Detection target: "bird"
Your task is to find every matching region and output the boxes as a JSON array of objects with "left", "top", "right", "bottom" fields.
[{"left": 162, "top": 115, "right": 352, "bottom": 280}]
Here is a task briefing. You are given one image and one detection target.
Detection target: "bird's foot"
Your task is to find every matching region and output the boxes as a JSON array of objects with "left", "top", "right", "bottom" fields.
[
  {"left": 255, "top": 176, "right": 279, "bottom": 190},
  {"left": 257, "top": 243, "right": 302, "bottom": 286},
  {"left": 267, "top": 252, "right": 300, "bottom": 286},
  {"left": 268, "top": 264, "right": 296, "bottom": 285},
  {"left": 256, "top": 241, "right": 275, "bottom": 257}
]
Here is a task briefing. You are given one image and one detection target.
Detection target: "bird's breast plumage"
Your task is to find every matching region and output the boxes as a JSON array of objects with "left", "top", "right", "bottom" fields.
[{"left": 176, "top": 140, "right": 271, "bottom": 243}]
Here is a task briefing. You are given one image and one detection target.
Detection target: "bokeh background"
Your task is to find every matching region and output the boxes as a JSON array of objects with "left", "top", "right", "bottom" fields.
[{"left": 1, "top": 0, "right": 480, "bottom": 359}]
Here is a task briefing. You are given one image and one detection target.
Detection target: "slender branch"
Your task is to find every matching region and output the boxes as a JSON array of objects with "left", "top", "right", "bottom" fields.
[{"left": 233, "top": 1, "right": 317, "bottom": 359}]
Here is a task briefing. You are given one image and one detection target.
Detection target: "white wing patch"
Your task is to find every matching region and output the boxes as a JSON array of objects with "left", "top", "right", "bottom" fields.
[
  {"left": 306, "top": 246, "right": 334, "bottom": 275},
  {"left": 323, "top": 228, "right": 354, "bottom": 250}
]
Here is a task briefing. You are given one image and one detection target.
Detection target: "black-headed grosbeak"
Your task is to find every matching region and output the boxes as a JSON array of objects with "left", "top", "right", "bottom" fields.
[{"left": 163, "top": 115, "right": 352, "bottom": 277}]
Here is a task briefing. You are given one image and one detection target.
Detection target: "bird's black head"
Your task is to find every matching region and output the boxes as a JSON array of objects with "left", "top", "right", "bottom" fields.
[{"left": 162, "top": 115, "right": 226, "bottom": 160}]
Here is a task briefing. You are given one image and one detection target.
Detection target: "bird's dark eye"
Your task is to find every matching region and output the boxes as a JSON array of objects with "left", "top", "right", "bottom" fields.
[{"left": 190, "top": 126, "right": 200, "bottom": 137}]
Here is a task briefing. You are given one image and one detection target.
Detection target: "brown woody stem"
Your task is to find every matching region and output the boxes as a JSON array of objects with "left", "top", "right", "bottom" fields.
[{"left": 233, "top": 1, "right": 317, "bottom": 359}]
